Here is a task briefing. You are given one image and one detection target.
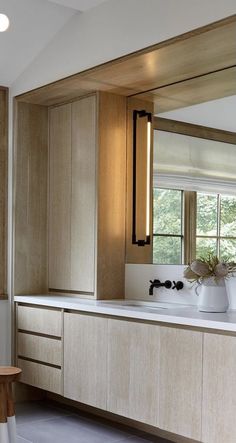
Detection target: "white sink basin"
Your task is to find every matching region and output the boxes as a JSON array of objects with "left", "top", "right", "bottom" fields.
[
  {"left": 104, "top": 300, "right": 190, "bottom": 311},
  {"left": 124, "top": 302, "right": 167, "bottom": 310}
]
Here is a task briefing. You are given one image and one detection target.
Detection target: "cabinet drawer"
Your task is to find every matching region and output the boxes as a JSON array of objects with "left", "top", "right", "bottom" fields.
[
  {"left": 17, "top": 305, "right": 62, "bottom": 337},
  {"left": 18, "top": 332, "right": 62, "bottom": 366},
  {"left": 18, "top": 358, "right": 62, "bottom": 395}
]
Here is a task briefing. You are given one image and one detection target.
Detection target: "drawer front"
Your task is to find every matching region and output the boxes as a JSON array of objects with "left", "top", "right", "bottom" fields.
[
  {"left": 18, "top": 358, "right": 62, "bottom": 395},
  {"left": 17, "top": 305, "right": 62, "bottom": 337},
  {"left": 18, "top": 332, "right": 62, "bottom": 366}
]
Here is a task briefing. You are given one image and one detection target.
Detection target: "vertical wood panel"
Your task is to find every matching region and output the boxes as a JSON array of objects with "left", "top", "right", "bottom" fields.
[
  {"left": 97, "top": 92, "right": 126, "bottom": 299},
  {"left": 14, "top": 102, "right": 48, "bottom": 294},
  {"left": 71, "top": 96, "right": 96, "bottom": 293},
  {"left": 202, "top": 333, "right": 236, "bottom": 443},
  {"left": 49, "top": 103, "right": 71, "bottom": 290},
  {"left": 159, "top": 327, "right": 202, "bottom": 440},
  {"left": 64, "top": 312, "right": 108, "bottom": 409},
  {"left": 107, "top": 318, "right": 159, "bottom": 426},
  {"left": 0, "top": 88, "right": 8, "bottom": 296}
]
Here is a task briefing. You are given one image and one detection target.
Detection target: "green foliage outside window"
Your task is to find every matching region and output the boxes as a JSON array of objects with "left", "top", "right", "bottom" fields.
[
  {"left": 153, "top": 189, "right": 236, "bottom": 264},
  {"left": 153, "top": 188, "right": 183, "bottom": 264}
]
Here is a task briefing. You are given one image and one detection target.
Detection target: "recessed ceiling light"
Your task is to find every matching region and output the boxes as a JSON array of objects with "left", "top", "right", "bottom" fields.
[{"left": 0, "top": 14, "right": 10, "bottom": 32}]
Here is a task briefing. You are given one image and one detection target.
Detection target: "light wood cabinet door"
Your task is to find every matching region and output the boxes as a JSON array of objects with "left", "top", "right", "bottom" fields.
[
  {"left": 49, "top": 103, "right": 71, "bottom": 290},
  {"left": 202, "top": 333, "right": 236, "bottom": 443},
  {"left": 17, "top": 305, "right": 62, "bottom": 337},
  {"left": 107, "top": 318, "right": 159, "bottom": 426},
  {"left": 71, "top": 96, "right": 96, "bottom": 293},
  {"left": 64, "top": 312, "right": 108, "bottom": 409},
  {"left": 18, "top": 358, "right": 62, "bottom": 394},
  {"left": 49, "top": 96, "right": 96, "bottom": 293},
  {"left": 18, "top": 332, "right": 62, "bottom": 366},
  {"left": 159, "top": 327, "right": 202, "bottom": 441}
]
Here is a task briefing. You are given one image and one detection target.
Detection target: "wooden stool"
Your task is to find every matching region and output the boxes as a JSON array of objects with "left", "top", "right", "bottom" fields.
[{"left": 0, "top": 367, "right": 22, "bottom": 443}]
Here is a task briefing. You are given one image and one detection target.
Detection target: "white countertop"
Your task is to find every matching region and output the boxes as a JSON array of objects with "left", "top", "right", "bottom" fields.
[{"left": 14, "top": 295, "right": 236, "bottom": 333}]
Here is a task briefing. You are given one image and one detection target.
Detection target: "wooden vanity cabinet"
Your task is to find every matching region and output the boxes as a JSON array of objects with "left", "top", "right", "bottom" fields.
[
  {"left": 19, "top": 305, "right": 236, "bottom": 442},
  {"left": 107, "top": 318, "right": 160, "bottom": 426},
  {"left": 64, "top": 312, "right": 108, "bottom": 409},
  {"left": 16, "top": 304, "right": 63, "bottom": 395},
  {"left": 202, "top": 333, "right": 236, "bottom": 443},
  {"left": 159, "top": 327, "right": 203, "bottom": 441}
]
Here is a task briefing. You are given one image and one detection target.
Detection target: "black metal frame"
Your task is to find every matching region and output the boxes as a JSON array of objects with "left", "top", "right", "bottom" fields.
[{"left": 132, "top": 109, "right": 152, "bottom": 246}]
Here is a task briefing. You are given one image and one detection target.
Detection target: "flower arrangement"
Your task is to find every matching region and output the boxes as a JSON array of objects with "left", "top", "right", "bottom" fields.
[{"left": 184, "top": 254, "right": 236, "bottom": 284}]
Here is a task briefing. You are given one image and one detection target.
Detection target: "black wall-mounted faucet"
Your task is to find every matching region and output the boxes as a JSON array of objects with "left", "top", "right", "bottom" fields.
[{"left": 149, "top": 279, "right": 172, "bottom": 295}]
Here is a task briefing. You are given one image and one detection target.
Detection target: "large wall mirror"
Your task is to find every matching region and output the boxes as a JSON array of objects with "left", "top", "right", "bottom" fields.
[{"left": 153, "top": 103, "right": 236, "bottom": 265}]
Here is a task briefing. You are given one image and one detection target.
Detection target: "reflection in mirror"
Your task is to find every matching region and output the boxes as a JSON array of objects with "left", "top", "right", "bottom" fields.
[{"left": 153, "top": 116, "right": 236, "bottom": 265}]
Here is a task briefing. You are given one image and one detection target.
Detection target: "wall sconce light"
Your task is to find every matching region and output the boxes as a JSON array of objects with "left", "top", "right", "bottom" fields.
[{"left": 132, "top": 109, "right": 152, "bottom": 246}]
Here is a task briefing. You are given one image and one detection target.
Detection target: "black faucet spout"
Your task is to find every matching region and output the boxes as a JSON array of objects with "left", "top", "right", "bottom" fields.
[{"left": 149, "top": 279, "right": 172, "bottom": 295}]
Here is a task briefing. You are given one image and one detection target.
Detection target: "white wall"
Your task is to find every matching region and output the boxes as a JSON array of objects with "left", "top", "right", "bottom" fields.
[
  {"left": 11, "top": 0, "right": 236, "bottom": 96},
  {"left": 125, "top": 264, "right": 236, "bottom": 309}
]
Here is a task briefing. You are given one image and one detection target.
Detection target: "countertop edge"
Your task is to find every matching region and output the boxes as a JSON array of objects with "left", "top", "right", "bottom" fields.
[{"left": 14, "top": 295, "right": 236, "bottom": 334}]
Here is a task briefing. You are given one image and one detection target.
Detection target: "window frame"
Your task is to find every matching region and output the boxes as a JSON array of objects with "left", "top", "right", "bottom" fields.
[{"left": 153, "top": 187, "right": 184, "bottom": 264}]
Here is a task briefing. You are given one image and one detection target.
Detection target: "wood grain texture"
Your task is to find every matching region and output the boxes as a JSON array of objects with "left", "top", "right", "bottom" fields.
[
  {"left": 17, "top": 305, "right": 62, "bottom": 337},
  {"left": 14, "top": 102, "right": 48, "bottom": 295},
  {"left": 16, "top": 16, "right": 236, "bottom": 107},
  {"left": 107, "top": 318, "right": 159, "bottom": 426},
  {"left": 17, "top": 358, "right": 62, "bottom": 395},
  {"left": 126, "top": 97, "right": 153, "bottom": 264},
  {"left": 49, "top": 103, "right": 72, "bottom": 290},
  {"left": 202, "top": 333, "right": 236, "bottom": 443},
  {"left": 140, "top": 66, "right": 236, "bottom": 113},
  {"left": 18, "top": 332, "right": 62, "bottom": 366},
  {"left": 0, "top": 88, "right": 8, "bottom": 296},
  {"left": 71, "top": 96, "right": 96, "bottom": 293},
  {"left": 64, "top": 312, "right": 108, "bottom": 409},
  {"left": 154, "top": 117, "right": 236, "bottom": 145},
  {"left": 96, "top": 92, "right": 126, "bottom": 299},
  {"left": 159, "top": 327, "right": 202, "bottom": 441}
]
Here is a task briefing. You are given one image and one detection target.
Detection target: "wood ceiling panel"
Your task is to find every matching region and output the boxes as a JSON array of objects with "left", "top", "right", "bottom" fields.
[
  {"left": 85, "top": 19, "right": 236, "bottom": 92},
  {"left": 17, "top": 15, "right": 236, "bottom": 106}
]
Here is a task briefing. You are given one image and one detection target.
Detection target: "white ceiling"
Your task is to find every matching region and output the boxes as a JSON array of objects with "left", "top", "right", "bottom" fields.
[
  {"left": 158, "top": 95, "right": 236, "bottom": 133},
  {"left": 0, "top": 0, "right": 108, "bottom": 86},
  {"left": 0, "top": 0, "right": 77, "bottom": 86},
  {"left": 46, "top": 0, "right": 108, "bottom": 11}
]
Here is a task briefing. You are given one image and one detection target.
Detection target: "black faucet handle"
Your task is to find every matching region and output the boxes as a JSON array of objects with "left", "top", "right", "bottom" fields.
[
  {"left": 149, "top": 279, "right": 160, "bottom": 285},
  {"left": 164, "top": 280, "right": 172, "bottom": 289},
  {"left": 172, "top": 280, "right": 184, "bottom": 291}
]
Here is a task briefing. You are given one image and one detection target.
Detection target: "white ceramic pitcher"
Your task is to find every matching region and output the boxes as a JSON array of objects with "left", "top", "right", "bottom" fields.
[{"left": 196, "top": 277, "right": 229, "bottom": 313}]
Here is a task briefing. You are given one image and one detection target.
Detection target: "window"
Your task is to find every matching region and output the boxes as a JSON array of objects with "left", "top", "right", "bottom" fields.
[
  {"left": 196, "top": 193, "right": 236, "bottom": 261},
  {"left": 153, "top": 188, "right": 184, "bottom": 264},
  {"left": 153, "top": 188, "right": 236, "bottom": 264}
]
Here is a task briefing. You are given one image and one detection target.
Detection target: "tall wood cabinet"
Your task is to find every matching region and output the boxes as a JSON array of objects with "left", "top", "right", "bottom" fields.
[
  {"left": 14, "top": 92, "right": 126, "bottom": 299},
  {"left": 49, "top": 96, "right": 96, "bottom": 293}
]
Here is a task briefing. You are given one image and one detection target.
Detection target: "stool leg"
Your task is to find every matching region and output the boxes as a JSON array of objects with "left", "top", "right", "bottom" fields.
[
  {"left": 6, "top": 384, "right": 16, "bottom": 443},
  {"left": 0, "top": 384, "right": 9, "bottom": 443}
]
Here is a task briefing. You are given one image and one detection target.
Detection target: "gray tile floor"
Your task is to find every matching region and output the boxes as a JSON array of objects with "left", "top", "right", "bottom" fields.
[{"left": 15, "top": 402, "right": 171, "bottom": 443}]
